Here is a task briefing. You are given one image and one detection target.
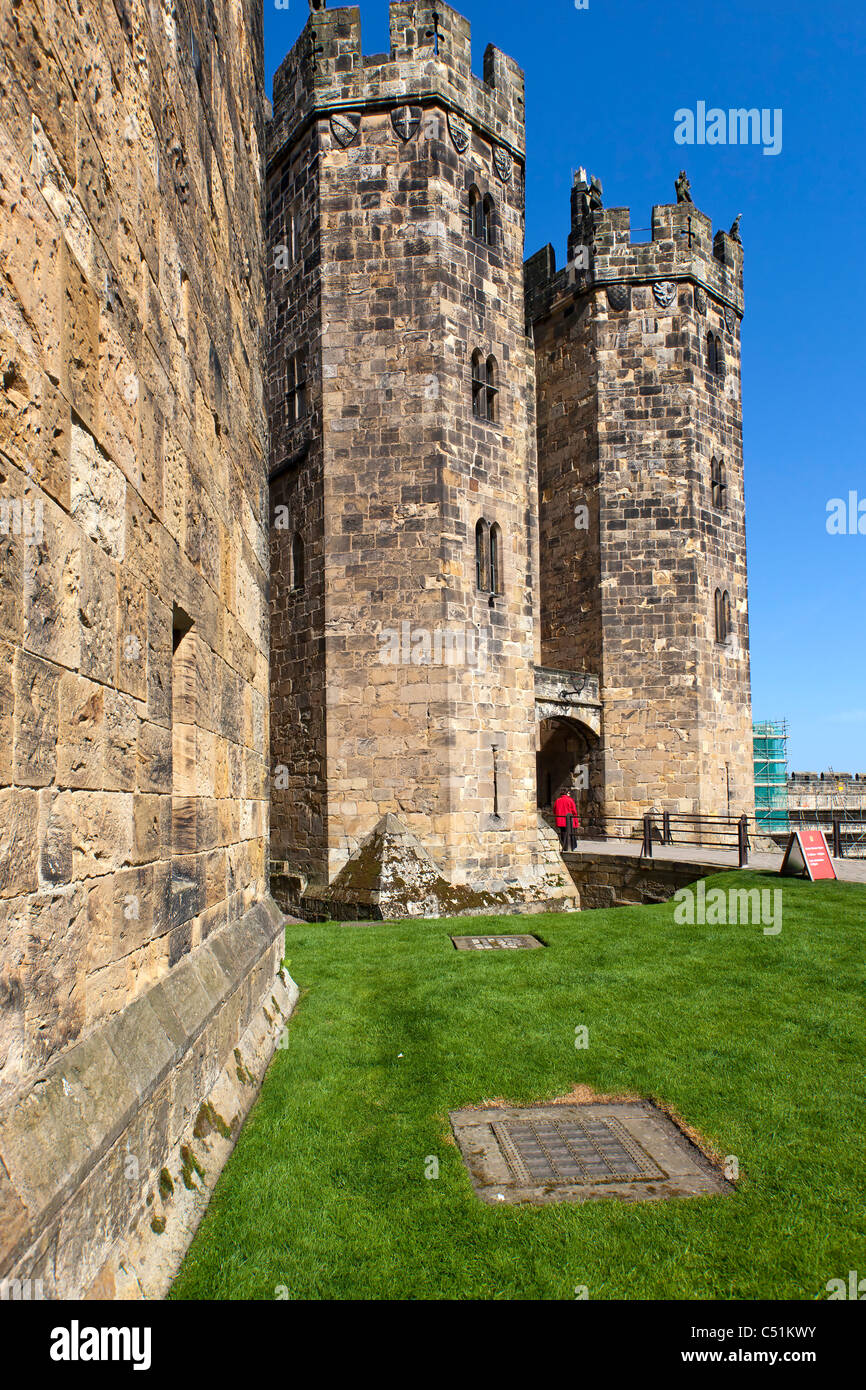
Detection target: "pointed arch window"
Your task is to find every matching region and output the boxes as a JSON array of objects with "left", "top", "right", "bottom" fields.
[
  {"left": 472, "top": 350, "right": 499, "bottom": 422},
  {"left": 489, "top": 522, "right": 502, "bottom": 595},
  {"left": 475, "top": 518, "right": 489, "bottom": 592},
  {"left": 711, "top": 458, "right": 727, "bottom": 509},
  {"left": 485, "top": 355, "right": 499, "bottom": 422},
  {"left": 291, "top": 532, "right": 305, "bottom": 592},
  {"left": 472, "top": 349, "right": 485, "bottom": 419},
  {"left": 289, "top": 205, "right": 301, "bottom": 263},
  {"left": 714, "top": 587, "right": 732, "bottom": 644},
  {"left": 469, "top": 186, "right": 484, "bottom": 240},
  {"left": 289, "top": 350, "right": 307, "bottom": 421},
  {"left": 707, "top": 332, "right": 716, "bottom": 375},
  {"left": 475, "top": 519, "right": 489, "bottom": 591},
  {"left": 469, "top": 187, "right": 495, "bottom": 244},
  {"left": 484, "top": 195, "right": 495, "bottom": 244}
]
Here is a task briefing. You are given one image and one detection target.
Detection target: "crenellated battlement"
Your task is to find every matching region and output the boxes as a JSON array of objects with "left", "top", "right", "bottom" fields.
[
  {"left": 526, "top": 176, "right": 744, "bottom": 325},
  {"left": 268, "top": 1, "right": 525, "bottom": 171}
]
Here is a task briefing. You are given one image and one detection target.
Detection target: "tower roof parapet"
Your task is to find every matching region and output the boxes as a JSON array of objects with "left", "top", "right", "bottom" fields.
[
  {"left": 526, "top": 183, "right": 744, "bottom": 325},
  {"left": 268, "top": 2, "right": 525, "bottom": 171}
]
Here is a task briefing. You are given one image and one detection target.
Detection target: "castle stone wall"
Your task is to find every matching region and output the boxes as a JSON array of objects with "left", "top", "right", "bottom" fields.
[{"left": 0, "top": 0, "right": 288, "bottom": 1297}]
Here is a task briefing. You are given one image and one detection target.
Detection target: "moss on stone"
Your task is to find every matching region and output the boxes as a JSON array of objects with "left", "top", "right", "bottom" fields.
[
  {"left": 193, "top": 1103, "right": 212, "bottom": 1140},
  {"left": 234, "top": 1047, "right": 255, "bottom": 1086},
  {"left": 150, "top": 1215, "right": 166, "bottom": 1235},
  {"left": 158, "top": 1168, "right": 174, "bottom": 1201},
  {"left": 180, "top": 1144, "right": 205, "bottom": 1190},
  {"left": 193, "top": 1099, "right": 234, "bottom": 1141}
]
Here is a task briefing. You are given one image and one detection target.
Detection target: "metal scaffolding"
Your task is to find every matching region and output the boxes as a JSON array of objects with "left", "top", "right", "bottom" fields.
[
  {"left": 753, "top": 720, "right": 789, "bottom": 831},
  {"left": 787, "top": 771, "right": 866, "bottom": 858}
]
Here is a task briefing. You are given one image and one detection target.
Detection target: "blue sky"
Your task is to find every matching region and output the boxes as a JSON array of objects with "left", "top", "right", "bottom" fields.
[{"left": 264, "top": 0, "right": 866, "bottom": 773}]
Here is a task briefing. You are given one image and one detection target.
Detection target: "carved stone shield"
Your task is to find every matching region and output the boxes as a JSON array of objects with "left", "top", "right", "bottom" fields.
[
  {"left": 448, "top": 112, "right": 470, "bottom": 153},
  {"left": 607, "top": 284, "right": 630, "bottom": 312},
  {"left": 492, "top": 146, "right": 512, "bottom": 182},
  {"left": 330, "top": 111, "right": 361, "bottom": 148},
  {"left": 724, "top": 304, "right": 737, "bottom": 333},
  {"left": 391, "top": 105, "right": 422, "bottom": 141},
  {"left": 693, "top": 285, "right": 707, "bottom": 314},
  {"left": 652, "top": 281, "right": 677, "bottom": 309}
]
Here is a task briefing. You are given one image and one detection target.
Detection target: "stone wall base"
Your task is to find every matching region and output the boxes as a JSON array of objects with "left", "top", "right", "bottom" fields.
[
  {"left": 0, "top": 897, "right": 294, "bottom": 1300},
  {"left": 562, "top": 852, "right": 714, "bottom": 909},
  {"left": 271, "top": 814, "right": 578, "bottom": 920}
]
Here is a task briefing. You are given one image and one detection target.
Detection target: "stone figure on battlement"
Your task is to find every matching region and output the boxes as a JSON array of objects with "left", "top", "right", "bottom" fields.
[{"left": 675, "top": 170, "right": 694, "bottom": 204}]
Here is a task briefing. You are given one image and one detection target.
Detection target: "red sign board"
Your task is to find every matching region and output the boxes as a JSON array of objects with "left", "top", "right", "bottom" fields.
[{"left": 780, "top": 830, "right": 837, "bottom": 881}]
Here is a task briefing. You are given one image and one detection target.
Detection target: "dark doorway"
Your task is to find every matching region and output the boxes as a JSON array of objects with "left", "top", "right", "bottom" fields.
[{"left": 536, "top": 717, "right": 601, "bottom": 832}]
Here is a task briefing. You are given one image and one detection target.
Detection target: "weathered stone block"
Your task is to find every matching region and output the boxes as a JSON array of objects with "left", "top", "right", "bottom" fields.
[
  {"left": 138, "top": 720, "right": 171, "bottom": 795},
  {"left": 22, "top": 495, "right": 80, "bottom": 668},
  {"left": 0, "top": 790, "right": 39, "bottom": 899},
  {"left": 103, "top": 688, "right": 139, "bottom": 791},
  {"left": 57, "top": 673, "right": 106, "bottom": 789},
  {"left": 61, "top": 241, "right": 100, "bottom": 431},
  {"left": 0, "top": 333, "right": 70, "bottom": 508},
  {"left": 13, "top": 650, "right": 60, "bottom": 787}
]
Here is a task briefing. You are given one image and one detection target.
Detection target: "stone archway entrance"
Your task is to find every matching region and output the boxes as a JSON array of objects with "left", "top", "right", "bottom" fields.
[{"left": 536, "top": 717, "right": 602, "bottom": 832}]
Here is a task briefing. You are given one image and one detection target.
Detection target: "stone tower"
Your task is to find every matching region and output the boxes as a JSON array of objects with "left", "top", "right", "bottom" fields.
[
  {"left": 526, "top": 180, "right": 754, "bottom": 824},
  {"left": 267, "top": 2, "right": 574, "bottom": 914}
]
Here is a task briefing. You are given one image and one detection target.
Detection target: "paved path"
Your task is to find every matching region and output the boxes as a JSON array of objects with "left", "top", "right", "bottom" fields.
[{"left": 569, "top": 837, "right": 866, "bottom": 885}]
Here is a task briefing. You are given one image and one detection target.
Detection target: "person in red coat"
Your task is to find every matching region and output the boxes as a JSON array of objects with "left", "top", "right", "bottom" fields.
[{"left": 553, "top": 790, "right": 579, "bottom": 851}]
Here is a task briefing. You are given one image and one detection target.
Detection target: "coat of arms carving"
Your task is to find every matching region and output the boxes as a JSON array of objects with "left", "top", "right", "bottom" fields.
[
  {"left": 391, "top": 105, "right": 422, "bottom": 141},
  {"left": 330, "top": 111, "right": 361, "bottom": 148},
  {"left": 607, "top": 284, "right": 630, "bottom": 312},
  {"left": 448, "top": 112, "right": 470, "bottom": 153},
  {"left": 652, "top": 281, "right": 677, "bottom": 309},
  {"left": 492, "top": 146, "right": 512, "bottom": 182}
]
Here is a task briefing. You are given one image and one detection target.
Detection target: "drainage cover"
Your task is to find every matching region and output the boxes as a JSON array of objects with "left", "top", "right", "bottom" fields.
[
  {"left": 449, "top": 1102, "right": 734, "bottom": 1204},
  {"left": 451, "top": 935, "right": 544, "bottom": 951}
]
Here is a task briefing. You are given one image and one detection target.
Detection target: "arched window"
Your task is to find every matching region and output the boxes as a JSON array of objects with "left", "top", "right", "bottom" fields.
[
  {"left": 469, "top": 186, "right": 483, "bottom": 241},
  {"left": 471, "top": 349, "right": 485, "bottom": 419},
  {"left": 714, "top": 587, "right": 732, "bottom": 644},
  {"left": 483, "top": 193, "right": 495, "bottom": 245},
  {"left": 475, "top": 518, "right": 489, "bottom": 591},
  {"left": 289, "top": 351, "right": 307, "bottom": 421},
  {"left": 485, "top": 355, "right": 499, "bottom": 423},
  {"left": 469, "top": 187, "right": 493, "bottom": 244},
  {"left": 711, "top": 457, "right": 727, "bottom": 509},
  {"left": 707, "top": 332, "right": 716, "bottom": 375},
  {"left": 715, "top": 335, "right": 724, "bottom": 378},
  {"left": 471, "top": 352, "right": 499, "bottom": 422},
  {"left": 291, "top": 532, "right": 305, "bottom": 592},
  {"left": 489, "top": 522, "right": 502, "bottom": 595}
]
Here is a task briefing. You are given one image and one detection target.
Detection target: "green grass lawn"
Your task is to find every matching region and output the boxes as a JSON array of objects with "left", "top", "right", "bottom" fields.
[{"left": 170, "top": 872, "right": 865, "bottom": 1300}]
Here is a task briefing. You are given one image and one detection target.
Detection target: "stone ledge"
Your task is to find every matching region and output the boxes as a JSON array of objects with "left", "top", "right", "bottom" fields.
[{"left": 0, "top": 895, "right": 291, "bottom": 1296}]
